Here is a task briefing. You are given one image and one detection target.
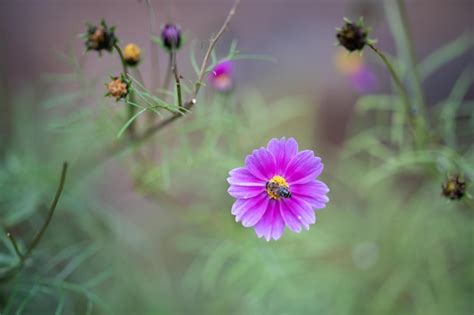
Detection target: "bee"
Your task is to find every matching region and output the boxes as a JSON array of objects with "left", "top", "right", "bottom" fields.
[{"left": 266, "top": 181, "right": 292, "bottom": 199}]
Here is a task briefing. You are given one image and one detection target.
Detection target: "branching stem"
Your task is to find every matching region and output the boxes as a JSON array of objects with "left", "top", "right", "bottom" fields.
[{"left": 2, "top": 162, "right": 68, "bottom": 281}]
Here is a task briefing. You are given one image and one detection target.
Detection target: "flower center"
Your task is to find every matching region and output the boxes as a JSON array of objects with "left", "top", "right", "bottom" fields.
[{"left": 266, "top": 175, "right": 291, "bottom": 200}]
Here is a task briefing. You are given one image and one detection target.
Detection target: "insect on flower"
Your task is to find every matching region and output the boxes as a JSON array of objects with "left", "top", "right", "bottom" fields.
[{"left": 227, "top": 138, "right": 329, "bottom": 241}]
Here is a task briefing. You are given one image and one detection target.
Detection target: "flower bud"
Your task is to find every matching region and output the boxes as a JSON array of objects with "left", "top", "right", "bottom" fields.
[
  {"left": 336, "top": 17, "right": 369, "bottom": 52},
  {"left": 161, "top": 23, "right": 182, "bottom": 51},
  {"left": 123, "top": 43, "right": 142, "bottom": 66},
  {"left": 105, "top": 75, "right": 130, "bottom": 101},
  {"left": 84, "top": 20, "right": 117, "bottom": 54},
  {"left": 442, "top": 175, "right": 466, "bottom": 200}
]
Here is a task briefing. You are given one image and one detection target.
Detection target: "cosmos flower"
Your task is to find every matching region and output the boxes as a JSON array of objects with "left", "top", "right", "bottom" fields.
[
  {"left": 227, "top": 138, "right": 329, "bottom": 241},
  {"left": 208, "top": 60, "right": 234, "bottom": 92}
]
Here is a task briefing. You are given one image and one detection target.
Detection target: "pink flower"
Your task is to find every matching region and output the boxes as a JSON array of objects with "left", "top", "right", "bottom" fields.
[
  {"left": 208, "top": 60, "right": 233, "bottom": 92},
  {"left": 227, "top": 138, "right": 329, "bottom": 241}
]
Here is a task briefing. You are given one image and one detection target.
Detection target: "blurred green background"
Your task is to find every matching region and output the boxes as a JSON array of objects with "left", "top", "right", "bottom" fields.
[{"left": 0, "top": 0, "right": 473, "bottom": 314}]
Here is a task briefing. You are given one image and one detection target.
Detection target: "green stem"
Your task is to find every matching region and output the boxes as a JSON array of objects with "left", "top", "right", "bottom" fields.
[
  {"left": 6, "top": 232, "right": 22, "bottom": 259},
  {"left": 396, "top": 0, "right": 427, "bottom": 117},
  {"left": 171, "top": 48, "right": 183, "bottom": 109},
  {"left": 23, "top": 162, "right": 68, "bottom": 260},
  {"left": 384, "top": 0, "right": 429, "bottom": 146},
  {"left": 162, "top": 52, "right": 173, "bottom": 95},
  {"left": 113, "top": 43, "right": 136, "bottom": 136},
  {"left": 368, "top": 43, "right": 415, "bottom": 134},
  {"left": 1, "top": 162, "right": 68, "bottom": 282}
]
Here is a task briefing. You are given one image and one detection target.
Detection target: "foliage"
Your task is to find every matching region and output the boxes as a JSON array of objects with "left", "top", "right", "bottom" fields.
[{"left": 0, "top": 1, "right": 473, "bottom": 314}]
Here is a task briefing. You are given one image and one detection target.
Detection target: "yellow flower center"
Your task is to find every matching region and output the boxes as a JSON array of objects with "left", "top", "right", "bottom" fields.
[{"left": 266, "top": 175, "right": 289, "bottom": 200}]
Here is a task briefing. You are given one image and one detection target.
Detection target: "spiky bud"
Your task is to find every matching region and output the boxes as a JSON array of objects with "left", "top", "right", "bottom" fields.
[
  {"left": 105, "top": 74, "right": 130, "bottom": 101},
  {"left": 84, "top": 20, "right": 117, "bottom": 54},
  {"left": 336, "top": 17, "right": 370, "bottom": 52},
  {"left": 442, "top": 175, "right": 467, "bottom": 200}
]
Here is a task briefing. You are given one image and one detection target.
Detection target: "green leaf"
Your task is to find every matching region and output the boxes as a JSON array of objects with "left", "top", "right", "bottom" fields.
[
  {"left": 355, "top": 95, "right": 398, "bottom": 113},
  {"left": 437, "top": 67, "right": 473, "bottom": 147},
  {"left": 419, "top": 33, "right": 473, "bottom": 80},
  {"left": 116, "top": 108, "right": 147, "bottom": 138}
]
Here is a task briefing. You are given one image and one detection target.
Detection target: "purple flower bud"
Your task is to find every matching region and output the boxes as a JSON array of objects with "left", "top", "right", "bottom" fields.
[{"left": 161, "top": 23, "right": 182, "bottom": 51}]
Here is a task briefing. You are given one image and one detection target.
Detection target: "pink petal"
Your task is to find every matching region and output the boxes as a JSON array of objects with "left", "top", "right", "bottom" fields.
[
  {"left": 280, "top": 200, "right": 304, "bottom": 232},
  {"left": 282, "top": 197, "right": 316, "bottom": 227},
  {"left": 227, "top": 167, "right": 265, "bottom": 187},
  {"left": 228, "top": 184, "right": 264, "bottom": 199},
  {"left": 232, "top": 192, "right": 266, "bottom": 220},
  {"left": 254, "top": 199, "right": 285, "bottom": 241},
  {"left": 267, "top": 138, "right": 298, "bottom": 173},
  {"left": 245, "top": 148, "right": 276, "bottom": 180},
  {"left": 285, "top": 150, "right": 323, "bottom": 185},
  {"left": 291, "top": 180, "right": 329, "bottom": 208},
  {"left": 239, "top": 195, "right": 269, "bottom": 227}
]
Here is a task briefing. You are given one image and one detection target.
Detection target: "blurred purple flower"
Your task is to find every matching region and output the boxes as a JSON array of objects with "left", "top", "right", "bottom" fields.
[
  {"left": 227, "top": 138, "right": 329, "bottom": 241},
  {"left": 208, "top": 60, "right": 234, "bottom": 92},
  {"left": 349, "top": 65, "right": 377, "bottom": 93}
]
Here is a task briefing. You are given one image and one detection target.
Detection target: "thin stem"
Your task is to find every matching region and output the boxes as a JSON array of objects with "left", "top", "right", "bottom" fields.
[
  {"left": 6, "top": 233, "right": 23, "bottom": 259},
  {"left": 396, "top": 0, "right": 427, "bottom": 118},
  {"left": 162, "top": 52, "right": 173, "bottom": 94},
  {"left": 113, "top": 43, "right": 136, "bottom": 137},
  {"left": 113, "top": 43, "right": 128, "bottom": 76},
  {"left": 171, "top": 48, "right": 183, "bottom": 108},
  {"left": 23, "top": 162, "right": 68, "bottom": 261},
  {"left": 368, "top": 43, "right": 413, "bottom": 124},
  {"left": 193, "top": 0, "right": 240, "bottom": 98},
  {"left": 144, "top": 0, "right": 160, "bottom": 90},
  {"left": 1, "top": 162, "right": 68, "bottom": 282}
]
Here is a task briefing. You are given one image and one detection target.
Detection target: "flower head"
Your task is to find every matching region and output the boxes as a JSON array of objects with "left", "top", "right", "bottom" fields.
[
  {"left": 105, "top": 74, "right": 130, "bottom": 101},
  {"left": 336, "top": 17, "right": 370, "bottom": 52},
  {"left": 84, "top": 20, "right": 117, "bottom": 54},
  {"left": 227, "top": 138, "right": 329, "bottom": 241},
  {"left": 208, "top": 60, "right": 234, "bottom": 92},
  {"left": 123, "top": 43, "right": 142, "bottom": 66},
  {"left": 442, "top": 175, "right": 466, "bottom": 200},
  {"left": 161, "top": 23, "right": 182, "bottom": 51}
]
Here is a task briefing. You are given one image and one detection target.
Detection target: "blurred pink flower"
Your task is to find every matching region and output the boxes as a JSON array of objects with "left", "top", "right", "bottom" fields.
[{"left": 208, "top": 60, "right": 234, "bottom": 92}]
